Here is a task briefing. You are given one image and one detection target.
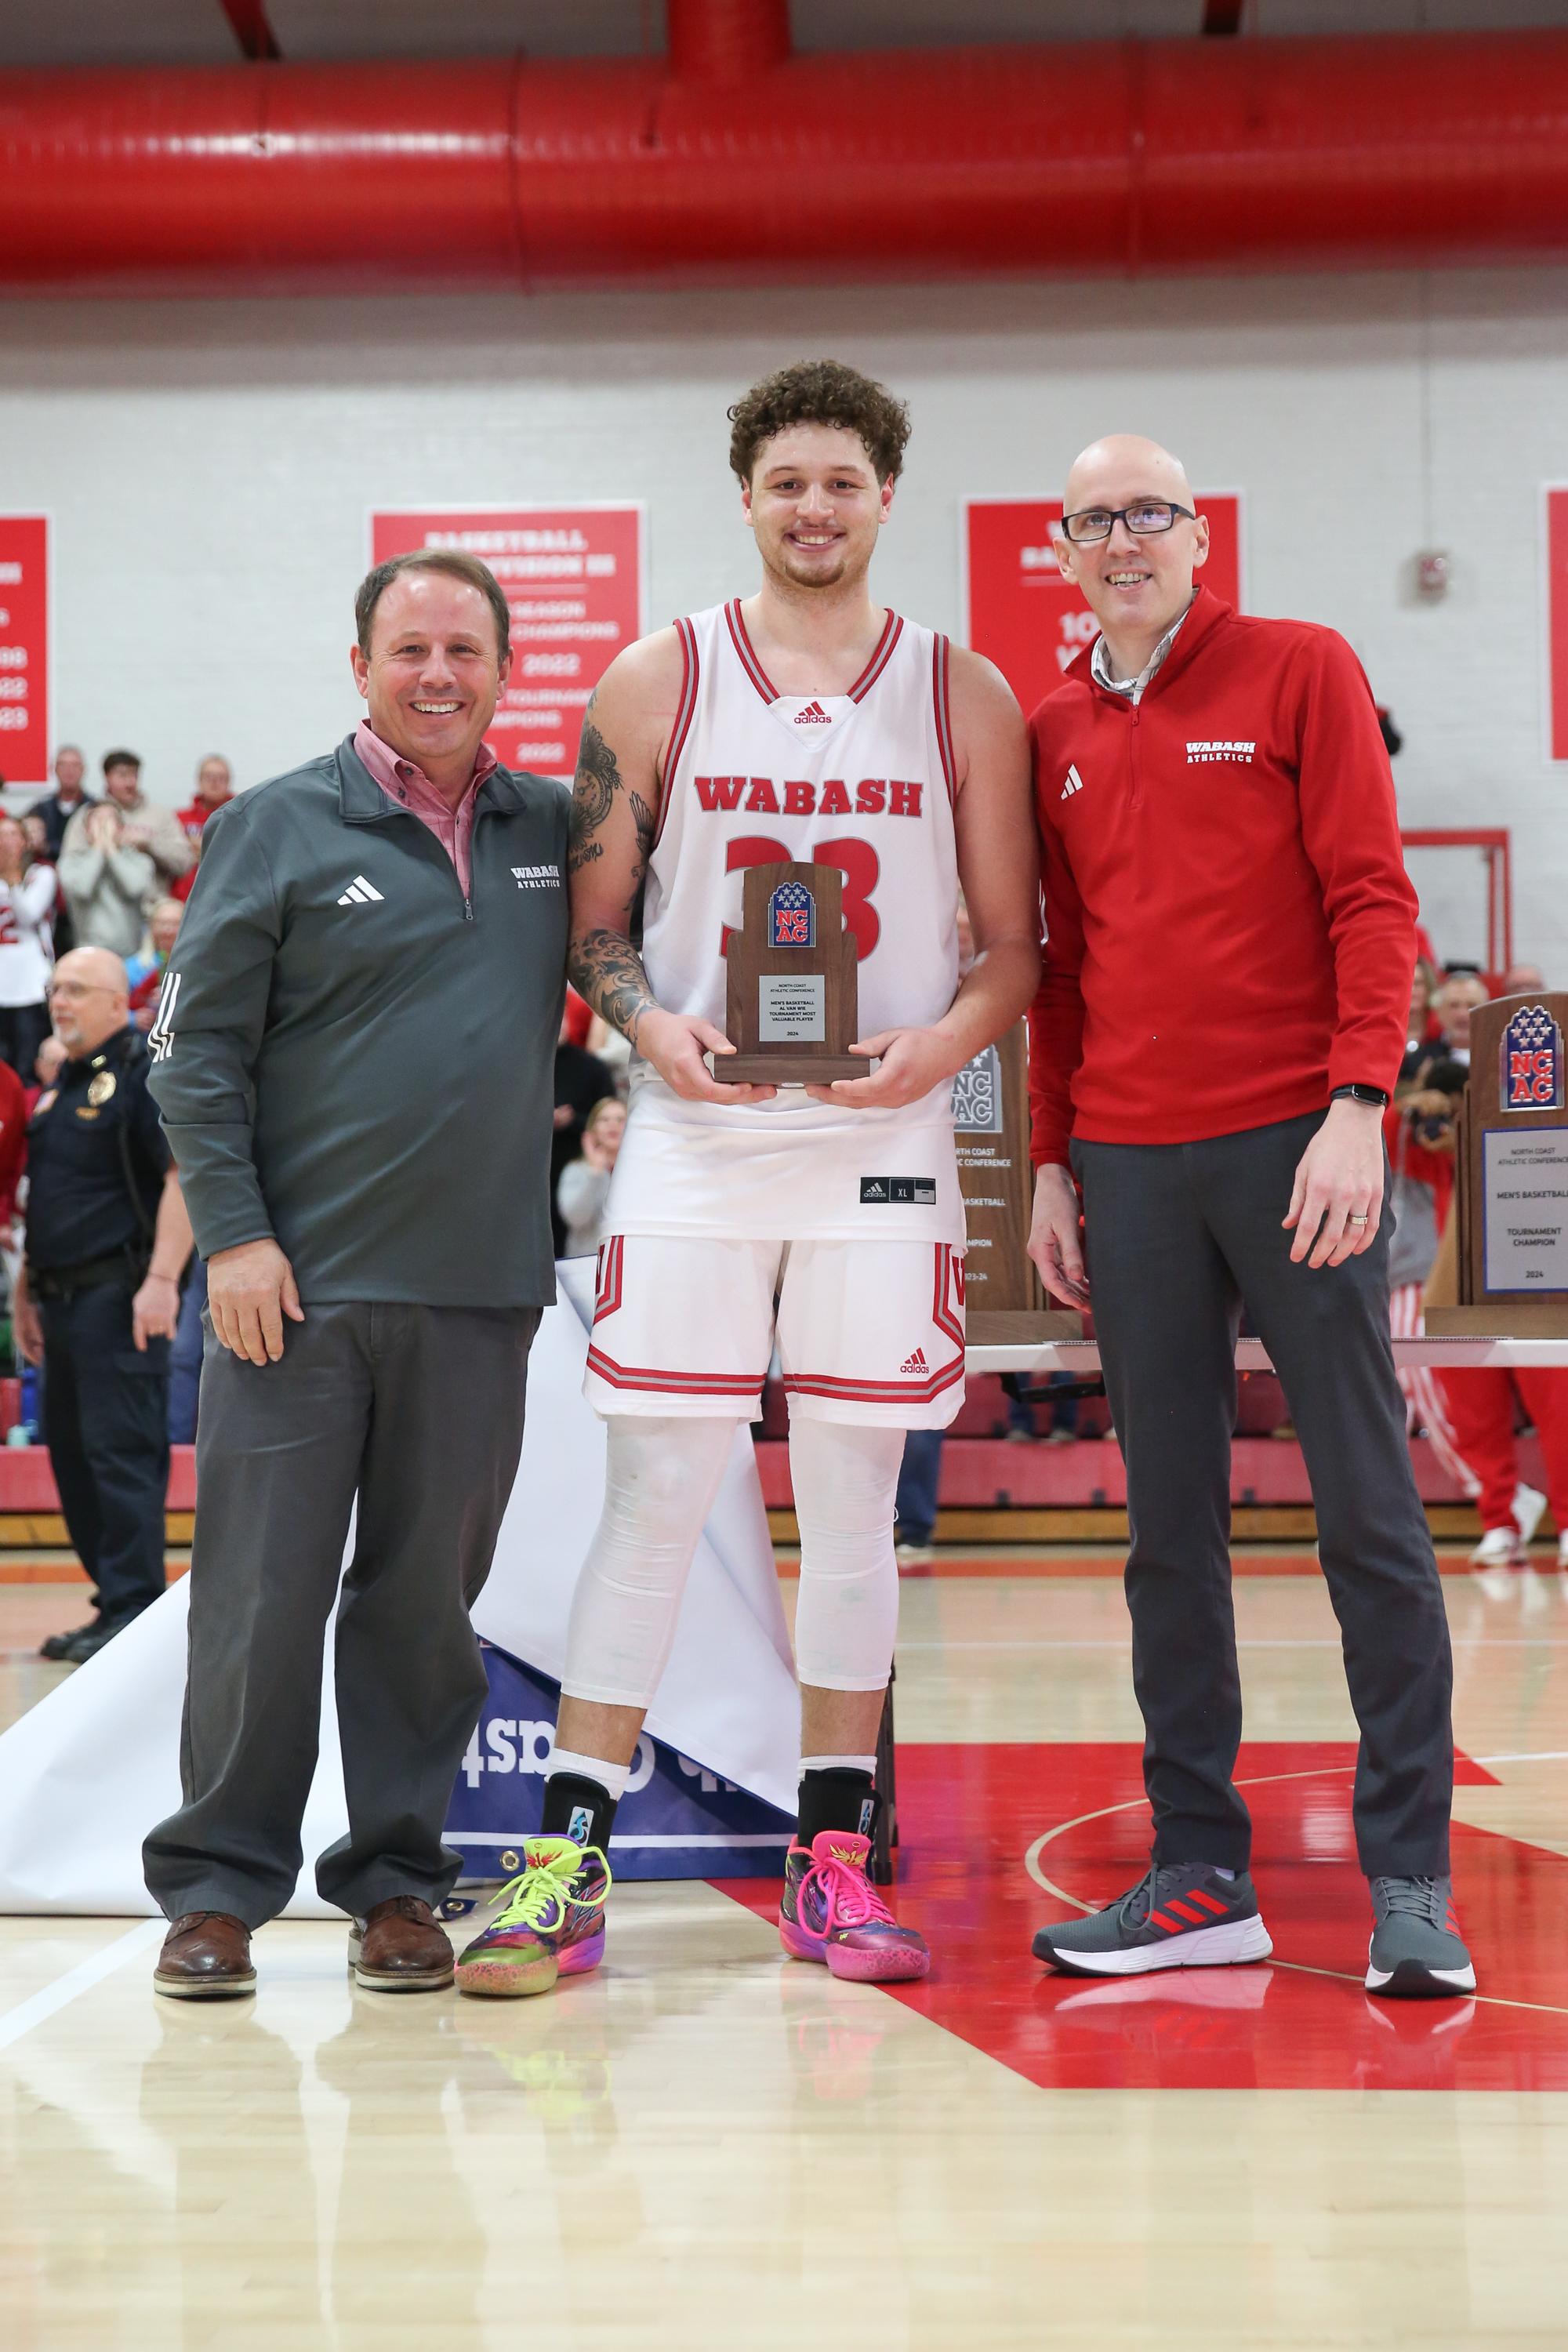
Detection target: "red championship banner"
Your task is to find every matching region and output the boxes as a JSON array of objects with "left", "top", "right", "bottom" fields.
[
  {"left": 369, "top": 505, "right": 644, "bottom": 779},
  {"left": 0, "top": 516, "right": 50, "bottom": 789},
  {"left": 1543, "top": 485, "right": 1568, "bottom": 763},
  {"left": 962, "top": 493, "right": 1243, "bottom": 718}
]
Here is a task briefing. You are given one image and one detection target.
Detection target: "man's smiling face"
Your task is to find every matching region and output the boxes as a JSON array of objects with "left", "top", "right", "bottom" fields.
[
  {"left": 742, "top": 423, "right": 892, "bottom": 596},
  {"left": 351, "top": 571, "right": 510, "bottom": 777},
  {"left": 1055, "top": 435, "right": 1209, "bottom": 650}
]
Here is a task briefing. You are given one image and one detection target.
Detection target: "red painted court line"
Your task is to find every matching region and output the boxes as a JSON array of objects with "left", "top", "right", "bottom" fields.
[{"left": 715, "top": 1740, "right": 1568, "bottom": 2092}]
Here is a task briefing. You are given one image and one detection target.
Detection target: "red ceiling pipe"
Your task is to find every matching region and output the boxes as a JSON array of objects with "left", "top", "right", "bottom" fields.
[
  {"left": 2, "top": 30, "right": 1568, "bottom": 295},
  {"left": 666, "top": 0, "right": 790, "bottom": 79}
]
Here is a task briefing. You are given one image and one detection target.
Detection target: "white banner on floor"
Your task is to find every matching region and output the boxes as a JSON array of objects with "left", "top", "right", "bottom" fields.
[{"left": 0, "top": 1260, "right": 798, "bottom": 1916}]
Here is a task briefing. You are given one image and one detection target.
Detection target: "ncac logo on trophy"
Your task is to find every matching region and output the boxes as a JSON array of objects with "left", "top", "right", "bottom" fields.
[
  {"left": 768, "top": 880, "right": 816, "bottom": 948},
  {"left": 1502, "top": 1003, "right": 1566, "bottom": 1112}
]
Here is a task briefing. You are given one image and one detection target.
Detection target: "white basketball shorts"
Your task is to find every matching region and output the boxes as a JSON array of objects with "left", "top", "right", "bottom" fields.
[{"left": 583, "top": 1235, "right": 967, "bottom": 1428}]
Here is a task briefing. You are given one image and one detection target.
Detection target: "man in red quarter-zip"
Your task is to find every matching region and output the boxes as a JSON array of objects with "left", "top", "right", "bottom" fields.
[{"left": 1025, "top": 435, "right": 1474, "bottom": 2002}]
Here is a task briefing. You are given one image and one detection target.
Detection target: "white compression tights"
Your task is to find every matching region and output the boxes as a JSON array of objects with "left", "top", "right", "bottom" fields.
[
  {"left": 788, "top": 1418, "right": 904, "bottom": 1693},
  {"left": 560, "top": 1414, "right": 905, "bottom": 1710}
]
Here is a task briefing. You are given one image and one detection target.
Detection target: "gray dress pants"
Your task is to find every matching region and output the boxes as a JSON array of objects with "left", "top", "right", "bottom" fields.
[
  {"left": 143, "top": 1300, "right": 539, "bottom": 1927},
  {"left": 1072, "top": 1111, "right": 1454, "bottom": 1882}
]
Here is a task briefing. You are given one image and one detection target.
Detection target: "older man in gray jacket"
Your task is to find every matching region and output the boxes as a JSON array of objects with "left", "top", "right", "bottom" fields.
[{"left": 142, "top": 550, "right": 568, "bottom": 1999}]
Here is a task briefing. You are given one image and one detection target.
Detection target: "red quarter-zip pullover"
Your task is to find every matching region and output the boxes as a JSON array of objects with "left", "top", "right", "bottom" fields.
[{"left": 1027, "top": 586, "right": 1417, "bottom": 1164}]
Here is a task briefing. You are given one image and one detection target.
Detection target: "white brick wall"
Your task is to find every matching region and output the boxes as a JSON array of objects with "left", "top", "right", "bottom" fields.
[{"left": 2, "top": 265, "right": 1565, "bottom": 970}]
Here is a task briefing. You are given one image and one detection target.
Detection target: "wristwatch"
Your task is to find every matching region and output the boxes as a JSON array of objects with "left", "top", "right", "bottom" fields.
[{"left": 1330, "top": 1083, "right": 1391, "bottom": 1108}]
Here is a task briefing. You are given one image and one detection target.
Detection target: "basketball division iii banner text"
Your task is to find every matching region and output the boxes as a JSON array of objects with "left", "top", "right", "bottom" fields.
[
  {"left": 0, "top": 516, "right": 49, "bottom": 789},
  {"left": 370, "top": 505, "right": 644, "bottom": 780}
]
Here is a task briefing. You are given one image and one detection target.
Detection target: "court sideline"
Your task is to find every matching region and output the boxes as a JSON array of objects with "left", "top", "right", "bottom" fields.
[{"left": 2, "top": 1556, "right": 1564, "bottom": 2350}]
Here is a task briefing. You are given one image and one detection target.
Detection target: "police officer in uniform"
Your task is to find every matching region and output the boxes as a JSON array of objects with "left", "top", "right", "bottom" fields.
[{"left": 13, "top": 948, "right": 192, "bottom": 1664}]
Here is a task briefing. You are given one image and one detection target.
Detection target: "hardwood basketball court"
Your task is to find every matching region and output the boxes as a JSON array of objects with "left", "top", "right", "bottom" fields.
[{"left": 2, "top": 1553, "right": 1563, "bottom": 2349}]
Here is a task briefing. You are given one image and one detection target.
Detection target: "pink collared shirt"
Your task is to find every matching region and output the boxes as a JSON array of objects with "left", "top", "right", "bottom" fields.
[{"left": 353, "top": 720, "right": 499, "bottom": 899}]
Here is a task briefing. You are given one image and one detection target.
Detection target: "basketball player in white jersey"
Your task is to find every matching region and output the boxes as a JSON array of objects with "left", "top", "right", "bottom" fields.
[{"left": 456, "top": 359, "right": 1038, "bottom": 1998}]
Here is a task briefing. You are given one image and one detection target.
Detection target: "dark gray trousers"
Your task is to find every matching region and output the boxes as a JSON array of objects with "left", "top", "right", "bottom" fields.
[
  {"left": 143, "top": 1301, "right": 539, "bottom": 1928},
  {"left": 1073, "top": 1112, "right": 1454, "bottom": 1881}
]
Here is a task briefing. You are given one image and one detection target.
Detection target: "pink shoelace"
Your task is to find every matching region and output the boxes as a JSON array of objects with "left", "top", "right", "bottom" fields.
[{"left": 804, "top": 1843, "right": 898, "bottom": 1932}]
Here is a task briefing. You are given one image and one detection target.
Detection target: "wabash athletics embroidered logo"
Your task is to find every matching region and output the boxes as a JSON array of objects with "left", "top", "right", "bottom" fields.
[
  {"left": 793, "top": 700, "right": 833, "bottom": 726},
  {"left": 860, "top": 1177, "right": 938, "bottom": 1205},
  {"left": 768, "top": 879, "right": 816, "bottom": 947},
  {"left": 1502, "top": 1002, "right": 1565, "bottom": 1111},
  {"left": 1186, "top": 741, "right": 1256, "bottom": 764},
  {"left": 511, "top": 863, "right": 562, "bottom": 891}
]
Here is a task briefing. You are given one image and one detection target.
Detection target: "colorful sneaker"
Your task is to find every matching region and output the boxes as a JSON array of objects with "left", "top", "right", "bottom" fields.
[
  {"left": 1364, "top": 1875, "right": 1476, "bottom": 1999},
  {"left": 454, "top": 1837, "right": 609, "bottom": 1999},
  {"left": 1031, "top": 1861, "right": 1272, "bottom": 1976},
  {"left": 779, "top": 1830, "right": 930, "bottom": 1984}
]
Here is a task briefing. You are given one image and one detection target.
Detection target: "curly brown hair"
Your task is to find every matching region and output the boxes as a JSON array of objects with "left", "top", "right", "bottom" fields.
[{"left": 728, "top": 358, "right": 912, "bottom": 486}]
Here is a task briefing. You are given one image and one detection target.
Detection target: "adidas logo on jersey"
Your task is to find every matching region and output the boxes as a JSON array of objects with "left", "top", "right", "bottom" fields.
[
  {"left": 900, "top": 1348, "right": 930, "bottom": 1376},
  {"left": 793, "top": 700, "right": 833, "bottom": 725},
  {"left": 861, "top": 1176, "right": 938, "bottom": 1206},
  {"left": 337, "top": 875, "right": 385, "bottom": 906},
  {"left": 1061, "top": 764, "right": 1086, "bottom": 800}
]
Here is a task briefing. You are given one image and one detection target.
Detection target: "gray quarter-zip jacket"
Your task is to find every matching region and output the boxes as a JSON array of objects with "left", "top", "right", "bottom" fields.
[{"left": 148, "top": 735, "right": 569, "bottom": 1307}]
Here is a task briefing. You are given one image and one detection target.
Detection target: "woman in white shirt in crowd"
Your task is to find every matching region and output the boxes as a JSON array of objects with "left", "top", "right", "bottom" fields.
[
  {"left": 556, "top": 1094, "right": 626, "bottom": 1259},
  {"left": 0, "top": 814, "right": 56, "bottom": 1074}
]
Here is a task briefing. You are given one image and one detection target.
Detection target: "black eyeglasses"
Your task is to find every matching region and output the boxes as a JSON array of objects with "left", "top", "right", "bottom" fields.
[{"left": 1060, "top": 501, "right": 1196, "bottom": 545}]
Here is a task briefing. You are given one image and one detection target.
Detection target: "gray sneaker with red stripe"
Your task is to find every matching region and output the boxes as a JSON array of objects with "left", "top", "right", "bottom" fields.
[{"left": 1031, "top": 1860, "right": 1272, "bottom": 1976}]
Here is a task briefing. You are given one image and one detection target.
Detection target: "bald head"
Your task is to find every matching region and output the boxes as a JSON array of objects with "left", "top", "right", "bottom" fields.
[
  {"left": 49, "top": 946, "right": 130, "bottom": 1059},
  {"left": 1055, "top": 433, "right": 1209, "bottom": 677},
  {"left": 1063, "top": 434, "right": 1194, "bottom": 517}
]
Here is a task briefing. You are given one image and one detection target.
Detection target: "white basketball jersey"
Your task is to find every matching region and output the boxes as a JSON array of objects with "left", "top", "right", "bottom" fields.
[{"left": 604, "top": 597, "right": 965, "bottom": 1243}]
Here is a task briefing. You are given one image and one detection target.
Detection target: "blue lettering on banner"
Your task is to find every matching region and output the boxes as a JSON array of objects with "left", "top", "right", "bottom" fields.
[{"left": 445, "top": 1639, "right": 793, "bottom": 1883}]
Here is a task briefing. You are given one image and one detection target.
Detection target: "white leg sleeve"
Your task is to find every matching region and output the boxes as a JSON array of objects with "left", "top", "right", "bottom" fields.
[
  {"left": 560, "top": 1415, "right": 735, "bottom": 1709},
  {"left": 789, "top": 1419, "right": 905, "bottom": 1693}
]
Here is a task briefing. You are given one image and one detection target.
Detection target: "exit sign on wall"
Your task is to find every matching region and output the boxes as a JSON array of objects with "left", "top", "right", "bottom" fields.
[
  {"left": 962, "top": 494, "right": 1243, "bottom": 720},
  {"left": 0, "top": 517, "right": 49, "bottom": 789}
]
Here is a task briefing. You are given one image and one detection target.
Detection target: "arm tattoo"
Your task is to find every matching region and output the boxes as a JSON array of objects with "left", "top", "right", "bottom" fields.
[
  {"left": 567, "top": 691, "right": 664, "bottom": 1037},
  {"left": 568, "top": 927, "right": 659, "bottom": 1048},
  {"left": 568, "top": 713, "right": 620, "bottom": 876}
]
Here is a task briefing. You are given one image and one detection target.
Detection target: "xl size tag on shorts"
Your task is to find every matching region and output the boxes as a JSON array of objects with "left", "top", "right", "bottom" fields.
[{"left": 861, "top": 1177, "right": 937, "bottom": 1205}]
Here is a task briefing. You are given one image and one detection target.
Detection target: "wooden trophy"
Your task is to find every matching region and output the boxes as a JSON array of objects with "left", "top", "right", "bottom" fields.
[
  {"left": 953, "top": 1021, "right": 1084, "bottom": 1346},
  {"left": 1425, "top": 993, "right": 1568, "bottom": 1335},
  {"left": 724, "top": 862, "right": 863, "bottom": 1087}
]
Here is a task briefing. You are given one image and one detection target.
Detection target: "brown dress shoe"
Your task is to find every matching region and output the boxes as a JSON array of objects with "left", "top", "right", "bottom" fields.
[
  {"left": 154, "top": 1911, "right": 256, "bottom": 1999},
  {"left": 347, "top": 1895, "right": 455, "bottom": 1991}
]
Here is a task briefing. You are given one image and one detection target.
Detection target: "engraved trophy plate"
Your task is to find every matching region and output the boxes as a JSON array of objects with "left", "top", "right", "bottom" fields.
[
  {"left": 758, "top": 974, "right": 826, "bottom": 1043},
  {"left": 1482, "top": 1132, "right": 1568, "bottom": 1291}
]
